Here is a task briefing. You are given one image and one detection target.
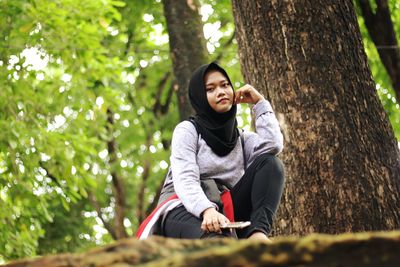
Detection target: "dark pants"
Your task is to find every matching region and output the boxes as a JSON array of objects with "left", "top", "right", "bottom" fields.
[{"left": 162, "top": 153, "right": 285, "bottom": 239}]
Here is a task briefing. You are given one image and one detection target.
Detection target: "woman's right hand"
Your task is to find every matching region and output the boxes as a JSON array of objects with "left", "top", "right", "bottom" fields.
[
  {"left": 201, "top": 207, "right": 230, "bottom": 233},
  {"left": 234, "top": 84, "right": 264, "bottom": 105}
]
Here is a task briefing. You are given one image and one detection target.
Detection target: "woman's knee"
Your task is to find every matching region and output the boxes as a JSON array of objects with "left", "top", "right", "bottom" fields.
[{"left": 256, "top": 154, "right": 284, "bottom": 178}]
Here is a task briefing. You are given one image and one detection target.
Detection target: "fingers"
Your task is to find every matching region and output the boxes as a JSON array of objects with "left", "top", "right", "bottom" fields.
[
  {"left": 201, "top": 214, "right": 231, "bottom": 233},
  {"left": 201, "top": 218, "right": 220, "bottom": 233},
  {"left": 213, "top": 218, "right": 222, "bottom": 233},
  {"left": 208, "top": 219, "right": 220, "bottom": 233},
  {"left": 235, "top": 84, "right": 254, "bottom": 104},
  {"left": 201, "top": 219, "right": 209, "bottom": 232},
  {"left": 235, "top": 84, "right": 264, "bottom": 104},
  {"left": 234, "top": 90, "right": 244, "bottom": 104}
]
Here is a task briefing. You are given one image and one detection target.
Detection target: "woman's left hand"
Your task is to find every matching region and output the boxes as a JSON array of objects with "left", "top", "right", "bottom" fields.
[{"left": 234, "top": 84, "right": 264, "bottom": 105}]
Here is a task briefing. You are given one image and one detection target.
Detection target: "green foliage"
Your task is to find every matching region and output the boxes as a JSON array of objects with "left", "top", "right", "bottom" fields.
[
  {"left": 355, "top": 0, "right": 400, "bottom": 138},
  {"left": 37, "top": 199, "right": 99, "bottom": 255},
  {"left": 0, "top": 0, "right": 185, "bottom": 261}
]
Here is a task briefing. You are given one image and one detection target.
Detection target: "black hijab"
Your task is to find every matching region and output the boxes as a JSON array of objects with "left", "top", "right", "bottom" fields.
[{"left": 188, "top": 62, "right": 239, "bottom": 156}]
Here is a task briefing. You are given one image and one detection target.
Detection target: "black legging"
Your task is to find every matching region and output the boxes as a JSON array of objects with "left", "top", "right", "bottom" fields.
[{"left": 162, "top": 153, "right": 285, "bottom": 239}]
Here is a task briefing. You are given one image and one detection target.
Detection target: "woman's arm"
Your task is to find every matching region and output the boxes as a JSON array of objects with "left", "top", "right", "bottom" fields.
[
  {"left": 170, "top": 121, "right": 217, "bottom": 218},
  {"left": 171, "top": 121, "right": 231, "bottom": 233},
  {"left": 235, "top": 84, "right": 284, "bottom": 166},
  {"left": 252, "top": 99, "right": 284, "bottom": 154}
]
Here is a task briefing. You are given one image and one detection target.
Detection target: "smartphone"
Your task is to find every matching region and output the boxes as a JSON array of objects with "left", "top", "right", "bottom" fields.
[{"left": 220, "top": 221, "right": 251, "bottom": 229}]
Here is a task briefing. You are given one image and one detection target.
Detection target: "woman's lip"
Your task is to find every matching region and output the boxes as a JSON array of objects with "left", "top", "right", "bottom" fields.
[{"left": 217, "top": 98, "right": 229, "bottom": 104}]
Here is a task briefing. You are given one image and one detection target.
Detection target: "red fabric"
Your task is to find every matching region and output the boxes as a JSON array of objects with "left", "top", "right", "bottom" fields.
[
  {"left": 221, "top": 190, "right": 235, "bottom": 222},
  {"left": 135, "top": 194, "right": 178, "bottom": 238}
]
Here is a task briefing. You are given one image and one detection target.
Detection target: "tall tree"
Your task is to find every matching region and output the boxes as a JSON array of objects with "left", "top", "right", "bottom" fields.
[
  {"left": 0, "top": 0, "right": 179, "bottom": 260},
  {"left": 163, "top": 0, "right": 209, "bottom": 120},
  {"left": 356, "top": 0, "right": 400, "bottom": 103},
  {"left": 0, "top": 0, "right": 124, "bottom": 258},
  {"left": 231, "top": 0, "right": 400, "bottom": 234}
]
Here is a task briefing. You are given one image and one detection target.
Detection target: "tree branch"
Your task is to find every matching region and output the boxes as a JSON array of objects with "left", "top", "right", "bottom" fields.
[
  {"left": 41, "top": 162, "right": 119, "bottom": 239},
  {"left": 160, "top": 80, "right": 177, "bottom": 115},
  {"left": 357, "top": 0, "right": 400, "bottom": 100},
  {"left": 136, "top": 134, "right": 152, "bottom": 223},
  {"left": 127, "top": 90, "right": 151, "bottom": 133},
  {"left": 152, "top": 71, "right": 171, "bottom": 116},
  {"left": 87, "top": 191, "right": 118, "bottom": 240},
  {"left": 106, "top": 108, "right": 128, "bottom": 239},
  {"left": 124, "top": 30, "right": 134, "bottom": 56},
  {"left": 39, "top": 163, "right": 62, "bottom": 188}
]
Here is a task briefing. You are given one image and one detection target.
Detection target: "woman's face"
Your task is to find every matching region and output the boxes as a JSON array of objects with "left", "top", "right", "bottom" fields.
[{"left": 204, "top": 70, "right": 234, "bottom": 113}]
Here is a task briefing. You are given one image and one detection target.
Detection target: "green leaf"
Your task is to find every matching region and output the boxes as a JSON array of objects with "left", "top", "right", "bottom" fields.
[
  {"left": 9, "top": 140, "right": 17, "bottom": 149},
  {"left": 110, "top": 1, "right": 126, "bottom": 7}
]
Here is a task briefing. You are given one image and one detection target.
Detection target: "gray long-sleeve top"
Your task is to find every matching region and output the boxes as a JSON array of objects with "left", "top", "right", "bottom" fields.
[{"left": 164, "top": 99, "right": 283, "bottom": 218}]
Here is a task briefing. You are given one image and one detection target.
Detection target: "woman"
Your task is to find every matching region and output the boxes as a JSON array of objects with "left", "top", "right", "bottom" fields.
[{"left": 137, "top": 62, "right": 284, "bottom": 241}]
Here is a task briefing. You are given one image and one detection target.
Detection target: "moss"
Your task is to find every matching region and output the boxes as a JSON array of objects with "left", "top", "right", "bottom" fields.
[{"left": 4, "top": 231, "right": 400, "bottom": 267}]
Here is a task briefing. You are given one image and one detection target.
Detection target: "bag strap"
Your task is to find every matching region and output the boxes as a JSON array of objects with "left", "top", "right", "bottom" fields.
[{"left": 240, "top": 130, "right": 246, "bottom": 169}]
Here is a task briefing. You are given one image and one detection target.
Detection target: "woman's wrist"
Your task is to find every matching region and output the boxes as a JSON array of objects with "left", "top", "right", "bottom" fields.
[
  {"left": 202, "top": 207, "right": 216, "bottom": 217},
  {"left": 253, "top": 94, "right": 265, "bottom": 104}
]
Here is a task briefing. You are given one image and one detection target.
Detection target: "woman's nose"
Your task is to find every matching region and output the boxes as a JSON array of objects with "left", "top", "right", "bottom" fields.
[{"left": 216, "top": 87, "right": 226, "bottom": 96}]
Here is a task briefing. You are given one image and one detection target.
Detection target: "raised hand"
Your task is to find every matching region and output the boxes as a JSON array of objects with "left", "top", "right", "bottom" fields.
[{"left": 234, "top": 84, "right": 264, "bottom": 105}]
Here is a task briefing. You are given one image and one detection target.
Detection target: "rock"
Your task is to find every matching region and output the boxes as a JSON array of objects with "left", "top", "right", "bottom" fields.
[{"left": 3, "top": 231, "right": 400, "bottom": 267}]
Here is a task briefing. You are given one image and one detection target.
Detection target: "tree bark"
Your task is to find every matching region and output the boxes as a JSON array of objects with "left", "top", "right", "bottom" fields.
[
  {"left": 232, "top": 0, "right": 400, "bottom": 235},
  {"left": 163, "top": 0, "right": 209, "bottom": 120},
  {"left": 5, "top": 232, "right": 400, "bottom": 267},
  {"left": 356, "top": 0, "right": 400, "bottom": 102}
]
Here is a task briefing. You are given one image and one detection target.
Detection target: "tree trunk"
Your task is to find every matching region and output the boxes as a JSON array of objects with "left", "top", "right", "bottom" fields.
[
  {"left": 356, "top": 0, "right": 400, "bottom": 103},
  {"left": 231, "top": 0, "right": 400, "bottom": 235},
  {"left": 163, "top": 0, "right": 209, "bottom": 120},
  {"left": 5, "top": 232, "right": 400, "bottom": 267}
]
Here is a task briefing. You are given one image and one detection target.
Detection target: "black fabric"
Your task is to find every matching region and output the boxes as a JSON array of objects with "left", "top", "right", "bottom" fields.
[
  {"left": 161, "top": 205, "right": 234, "bottom": 239},
  {"left": 156, "top": 173, "right": 230, "bottom": 236},
  {"left": 231, "top": 153, "right": 285, "bottom": 238},
  {"left": 188, "top": 62, "right": 239, "bottom": 156},
  {"left": 161, "top": 153, "right": 285, "bottom": 239}
]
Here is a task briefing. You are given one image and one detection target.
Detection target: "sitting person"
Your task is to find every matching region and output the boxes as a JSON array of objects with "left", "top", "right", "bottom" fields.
[{"left": 137, "top": 62, "right": 285, "bottom": 241}]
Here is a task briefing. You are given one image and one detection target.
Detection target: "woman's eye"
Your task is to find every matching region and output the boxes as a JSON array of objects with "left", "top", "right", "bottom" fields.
[{"left": 206, "top": 88, "right": 214, "bottom": 92}]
